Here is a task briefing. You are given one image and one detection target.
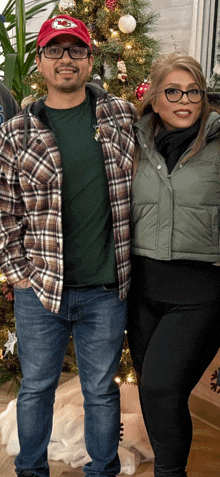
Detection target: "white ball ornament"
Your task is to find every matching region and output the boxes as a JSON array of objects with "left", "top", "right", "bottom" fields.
[
  {"left": 118, "top": 15, "right": 136, "bottom": 34},
  {"left": 58, "top": 0, "right": 76, "bottom": 14}
]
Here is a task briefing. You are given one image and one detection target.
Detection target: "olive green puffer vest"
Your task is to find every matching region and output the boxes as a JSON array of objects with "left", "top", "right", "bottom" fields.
[{"left": 131, "top": 112, "right": 220, "bottom": 262}]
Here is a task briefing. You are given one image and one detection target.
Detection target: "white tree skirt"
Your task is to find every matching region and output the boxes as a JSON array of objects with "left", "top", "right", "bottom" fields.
[{"left": 0, "top": 376, "right": 154, "bottom": 475}]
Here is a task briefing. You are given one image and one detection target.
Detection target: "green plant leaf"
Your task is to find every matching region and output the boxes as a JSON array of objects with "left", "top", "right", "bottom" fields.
[
  {"left": 15, "top": 0, "right": 26, "bottom": 64},
  {"left": 3, "top": 0, "right": 55, "bottom": 32},
  {"left": 23, "top": 51, "right": 38, "bottom": 77},
  {"left": 4, "top": 53, "right": 17, "bottom": 89},
  {"left": 1, "top": 0, "right": 55, "bottom": 103},
  {"left": 0, "top": 21, "right": 15, "bottom": 55}
]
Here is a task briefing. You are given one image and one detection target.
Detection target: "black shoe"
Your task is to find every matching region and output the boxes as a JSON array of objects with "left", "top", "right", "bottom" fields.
[{"left": 18, "top": 472, "right": 38, "bottom": 477}]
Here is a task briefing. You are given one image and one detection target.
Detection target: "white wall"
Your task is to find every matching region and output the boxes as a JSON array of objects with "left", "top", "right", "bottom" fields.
[
  {"left": 148, "top": 0, "right": 194, "bottom": 55},
  {"left": 148, "top": 0, "right": 220, "bottom": 80},
  {"left": 25, "top": 2, "right": 55, "bottom": 35}
]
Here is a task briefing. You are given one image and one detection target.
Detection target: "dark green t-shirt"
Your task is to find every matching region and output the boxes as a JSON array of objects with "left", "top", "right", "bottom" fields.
[{"left": 44, "top": 93, "right": 117, "bottom": 287}]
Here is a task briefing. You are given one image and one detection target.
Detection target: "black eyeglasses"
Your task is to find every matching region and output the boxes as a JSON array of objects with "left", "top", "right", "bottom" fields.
[
  {"left": 39, "top": 45, "right": 91, "bottom": 60},
  {"left": 160, "top": 88, "right": 205, "bottom": 103}
]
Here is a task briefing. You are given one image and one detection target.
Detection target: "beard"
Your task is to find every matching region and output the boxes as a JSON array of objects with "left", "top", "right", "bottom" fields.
[
  {"left": 54, "top": 64, "right": 91, "bottom": 93},
  {"left": 56, "top": 81, "right": 84, "bottom": 93}
]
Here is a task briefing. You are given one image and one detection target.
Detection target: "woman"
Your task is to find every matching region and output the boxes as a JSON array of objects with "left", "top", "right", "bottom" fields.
[{"left": 128, "top": 53, "right": 220, "bottom": 477}]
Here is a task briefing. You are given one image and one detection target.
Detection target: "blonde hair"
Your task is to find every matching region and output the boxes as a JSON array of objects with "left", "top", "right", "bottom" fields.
[{"left": 138, "top": 53, "right": 212, "bottom": 163}]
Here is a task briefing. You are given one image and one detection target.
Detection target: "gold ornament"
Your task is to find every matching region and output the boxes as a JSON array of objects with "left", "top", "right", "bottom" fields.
[
  {"left": 21, "top": 95, "right": 36, "bottom": 109},
  {"left": 58, "top": 0, "right": 76, "bottom": 14}
]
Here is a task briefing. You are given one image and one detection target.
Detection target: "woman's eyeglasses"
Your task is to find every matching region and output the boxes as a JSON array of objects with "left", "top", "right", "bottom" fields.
[
  {"left": 39, "top": 45, "right": 91, "bottom": 60},
  {"left": 159, "top": 88, "right": 205, "bottom": 104}
]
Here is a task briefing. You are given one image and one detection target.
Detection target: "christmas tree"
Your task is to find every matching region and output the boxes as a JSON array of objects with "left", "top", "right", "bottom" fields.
[{"left": 26, "top": 0, "right": 160, "bottom": 104}]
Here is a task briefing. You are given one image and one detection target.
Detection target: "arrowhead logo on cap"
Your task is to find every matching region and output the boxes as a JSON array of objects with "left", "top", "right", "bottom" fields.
[{"left": 52, "top": 18, "right": 77, "bottom": 30}]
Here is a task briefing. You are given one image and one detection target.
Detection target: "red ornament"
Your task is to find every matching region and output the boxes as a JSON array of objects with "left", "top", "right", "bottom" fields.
[
  {"left": 135, "top": 79, "right": 151, "bottom": 101},
  {"left": 105, "top": 0, "right": 117, "bottom": 11}
]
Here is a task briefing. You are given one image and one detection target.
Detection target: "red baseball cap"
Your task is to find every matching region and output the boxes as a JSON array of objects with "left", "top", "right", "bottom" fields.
[{"left": 37, "top": 15, "right": 92, "bottom": 51}]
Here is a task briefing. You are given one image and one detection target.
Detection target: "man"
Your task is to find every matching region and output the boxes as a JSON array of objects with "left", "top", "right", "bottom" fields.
[
  {"left": 0, "top": 82, "right": 20, "bottom": 123},
  {"left": 0, "top": 14, "right": 136, "bottom": 477}
]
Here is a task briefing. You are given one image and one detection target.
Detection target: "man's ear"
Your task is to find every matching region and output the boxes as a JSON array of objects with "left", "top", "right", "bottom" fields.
[
  {"left": 35, "top": 54, "right": 42, "bottom": 73},
  {"left": 89, "top": 54, "right": 94, "bottom": 67},
  {"left": 88, "top": 54, "right": 94, "bottom": 76}
]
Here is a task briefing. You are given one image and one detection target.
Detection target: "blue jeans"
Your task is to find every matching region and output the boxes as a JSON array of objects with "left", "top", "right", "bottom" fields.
[{"left": 14, "top": 285, "right": 127, "bottom": 477}]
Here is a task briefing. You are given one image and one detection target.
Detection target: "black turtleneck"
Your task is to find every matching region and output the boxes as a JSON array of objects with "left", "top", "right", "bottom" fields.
[{"left": 154, "top": 121, "right": 200, "bottom": 174}]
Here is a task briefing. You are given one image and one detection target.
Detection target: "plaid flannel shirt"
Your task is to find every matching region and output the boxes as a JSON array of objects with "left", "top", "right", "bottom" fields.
[{"left": 0, "top": 87, "right": 137, "bottom": 312}]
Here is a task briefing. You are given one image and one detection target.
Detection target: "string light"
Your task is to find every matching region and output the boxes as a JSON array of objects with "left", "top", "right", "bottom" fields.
[{"left": 110, "top": 29, "right": 118, "bottom": 37}]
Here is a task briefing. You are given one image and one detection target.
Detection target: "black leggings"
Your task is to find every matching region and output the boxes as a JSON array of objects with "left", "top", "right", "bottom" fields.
[{"left": 127, "top": 273, "right": 220, "bottom": 477}]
